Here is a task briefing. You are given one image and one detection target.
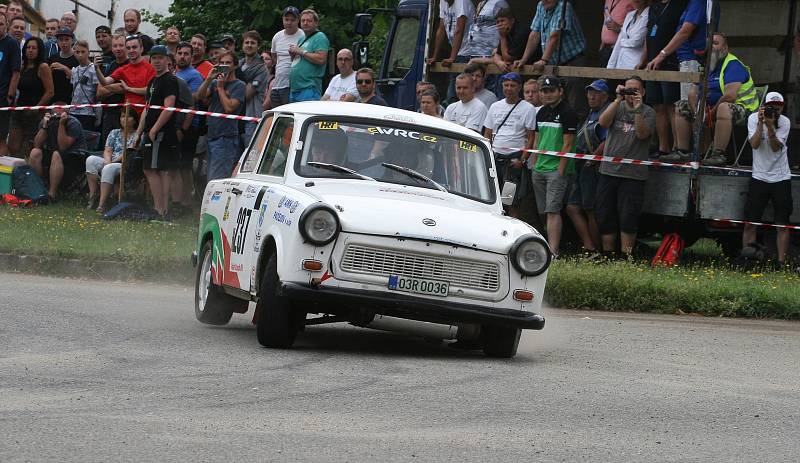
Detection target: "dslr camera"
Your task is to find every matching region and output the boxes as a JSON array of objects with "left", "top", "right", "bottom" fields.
[
  {"left": 619, "top": 88, "right": 638, "bottom": 96},
  {"left": 763, "top": 105, "right": 777, "bottom": 119}
]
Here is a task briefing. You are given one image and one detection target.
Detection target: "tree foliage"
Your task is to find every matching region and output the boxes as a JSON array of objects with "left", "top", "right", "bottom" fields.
[{"left": 143, "top": 0, "right": 396, "bottom": 55}]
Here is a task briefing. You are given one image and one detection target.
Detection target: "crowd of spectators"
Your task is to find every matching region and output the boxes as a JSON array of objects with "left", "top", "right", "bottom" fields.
[{"left": 0, "top": 1, "right": 795, "bottom": 268}]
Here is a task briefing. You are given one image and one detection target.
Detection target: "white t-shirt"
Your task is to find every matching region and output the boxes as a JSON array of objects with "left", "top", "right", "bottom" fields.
[
  {"left": 271, "top": 29, "right": 305, "bottom": 90},
  {"left": 444, "top": 98, "right": 488, "bottom": 132},
  {"left": 323, "top": 72, "right": 358, "bottom": 101},
  {"left": 475, "top": 88, "right": 498, "bottom": 109},
  {"left": 747, "top": 113, "right": 792, "bottom": 183},
  {"left": 440, "top": 0, "right": 474, "bottom": 57},
  {"left": 484, "top": 99, "right": 536, "bottom": 154}
]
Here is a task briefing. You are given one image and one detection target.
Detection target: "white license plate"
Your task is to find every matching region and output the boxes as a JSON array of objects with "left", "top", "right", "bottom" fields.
[{"left": 387, "top": 275, "right": 449, "bottom": 297}]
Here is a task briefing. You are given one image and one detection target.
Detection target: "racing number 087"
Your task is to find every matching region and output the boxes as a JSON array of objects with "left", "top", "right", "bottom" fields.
[{"left": 232, "top": 208, "right": 252, "bottom": 254}]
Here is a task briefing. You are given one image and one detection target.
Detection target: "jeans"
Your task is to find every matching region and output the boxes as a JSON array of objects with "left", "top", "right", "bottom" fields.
[{"left": 207, "top": 136, "right": 240, "bottom": 181}]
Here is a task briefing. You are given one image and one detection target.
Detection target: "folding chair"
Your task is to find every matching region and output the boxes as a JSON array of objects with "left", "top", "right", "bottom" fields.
[{"left": 732, "top": 85, "right": 769, "bottom": 166}]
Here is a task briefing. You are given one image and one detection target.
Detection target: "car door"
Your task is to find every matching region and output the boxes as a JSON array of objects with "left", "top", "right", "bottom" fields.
[{"left": 220, "top": 115, "right": 295, "bottom": 293}]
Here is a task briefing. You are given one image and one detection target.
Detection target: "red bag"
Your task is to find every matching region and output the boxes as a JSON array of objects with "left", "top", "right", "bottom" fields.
[
  {"left": 651, "top": 233, "right": 685, "bottom": 267},
  {"left": 0, "top": 193, "right": 33, "bottom": 208}
]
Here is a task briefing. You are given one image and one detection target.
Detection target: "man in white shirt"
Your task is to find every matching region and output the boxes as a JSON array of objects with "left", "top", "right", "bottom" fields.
[
  {"left": 465, "top": 62, "right": 498, "bottom": 109},
  {"left": 444, "top": 73, "right": 488, "bottom": 133},
  {"left": 483, "top": 72, "right": 535, "bottom": 217},
  {"left": 742, "top": 92, "right": 793, "bottom": 268},
  {"left": 426, "top": 0, "right": 474, "bottom": 102},
  {"left": 322, "top": 49, "right": 358, "bottom": 102},
  {"left": 266, "top": 6, "right": 304, "bottom": 109}
]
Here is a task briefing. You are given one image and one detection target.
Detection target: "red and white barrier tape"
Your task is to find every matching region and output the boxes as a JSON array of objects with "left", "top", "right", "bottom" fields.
[
  {"left": 129, "top": 103, "right": 261, "bottom": 123},
  {"left": 0, "top": 103, "right": 126, "bottom": 111},
  {"left": 523, "top": 149, "right": 699, "bottom": 169},
  {"left": 711, "top": 219, "right": 800, "bottom": 231}
]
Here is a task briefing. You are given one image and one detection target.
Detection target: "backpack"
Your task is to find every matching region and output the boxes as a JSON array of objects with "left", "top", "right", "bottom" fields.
[
  {"left": 11, "top": 166, "right": 49, "bottom": 204},
  {"left": 651, "top": 233, "right": 685, "bottom": 267}
]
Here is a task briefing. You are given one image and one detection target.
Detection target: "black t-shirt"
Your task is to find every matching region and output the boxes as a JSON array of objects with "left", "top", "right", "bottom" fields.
[
  {"left": 365, "top": 94, "right": 388, "bottom": 106},
  {"left": 48, "top": 54, "right": 80, "bottom": 103},
  {"left": 502, "top": 20, "right": 538, "bottom": 63},
  {"left": 0, "top": 34, "right": 21, "bottom": 98},
  {"left": 144, "top": 72, "right": 179, "bottom": 143},
  {"left": 646, "top": 0, "right": 689, "bottom": 69}
]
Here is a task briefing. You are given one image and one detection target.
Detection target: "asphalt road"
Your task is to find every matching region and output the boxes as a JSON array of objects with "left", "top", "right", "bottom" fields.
[{"left": 1, "top": 273, "right": 798, "bottom": 462}]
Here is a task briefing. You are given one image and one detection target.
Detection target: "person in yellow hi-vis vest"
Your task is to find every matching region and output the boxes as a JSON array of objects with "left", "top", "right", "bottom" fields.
[{"left": 665, "top": 32, "right": 759, "bottom": 166}]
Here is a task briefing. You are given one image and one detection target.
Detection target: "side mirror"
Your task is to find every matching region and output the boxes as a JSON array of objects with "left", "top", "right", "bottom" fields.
[
  {"left": 354, "top": 13, "right": 373, "bottom": 36},
  {"left": 353, "top": 40, "right": 369, "bottom": 68}
]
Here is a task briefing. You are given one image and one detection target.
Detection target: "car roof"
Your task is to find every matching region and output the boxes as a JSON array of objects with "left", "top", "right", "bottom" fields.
[{"left": 270, "top": 101, "right": 488, "bottom": 142}]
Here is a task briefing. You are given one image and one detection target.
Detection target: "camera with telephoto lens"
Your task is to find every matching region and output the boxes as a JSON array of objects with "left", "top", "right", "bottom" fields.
[
  {"left": 764, "top": 106, "right": 776, "bottom": 119},
  {"left": 619, "top": 88, "right": 638, "bottom": 96}
]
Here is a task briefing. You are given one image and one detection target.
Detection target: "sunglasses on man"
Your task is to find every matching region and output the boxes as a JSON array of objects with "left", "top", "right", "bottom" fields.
[{"left": 357, "top": 79, "right": 373, "bottom": 84}]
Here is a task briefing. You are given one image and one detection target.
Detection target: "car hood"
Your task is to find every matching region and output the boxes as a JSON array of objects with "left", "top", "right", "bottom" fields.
[{"left": 301, "top": 181, "right": 541, "bottom": 254}]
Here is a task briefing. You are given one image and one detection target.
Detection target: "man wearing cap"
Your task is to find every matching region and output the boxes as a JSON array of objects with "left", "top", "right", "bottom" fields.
[
  {"left": 123, "top": 9, "right": 154, "bottom": 53},
  {"left": 220, "top": 34, "right": 236, "bottom": 53},
  {"left": 94, "top": 35, "right": 156, "bottom": 116},
  {"left": 444, "top": 72, "right": 488, "bottom": 133},
  {"left": 288, "top": 9, "right": 329, "bottom": 102},
  {"left": 595, "top": 76, "right": 656, "bottom": 259},
  {"left": 95, "top": 26, "right": 115, "bottom": 69},
  {"left": 520, "top": 75, "right": 578, "bottom": 258},
  {"left": 48, "top": 27, "right": 79, "bottom": 104},
  {"left": 322, "top": 49, "right": 358, "bottom": 102},
  {"left": 0, "top": 13, "right": 20, "bottom": 156},
  {"left": 565, "top": 79, "right": 611, "bottom": 254},
  {"left": 135, "top": 45, "right": 179, "bottom": 218},
  {"left": 484, "top": 72, "right": 536, "bottom": 218},
  {"left": 666, "top": 32, "right": 758, "bottom": 166},
  {"left": 267, "top": 6, "right": 304, "bottom": 109},
  {"left": 207, "top": 41, "right": 225, "bottom": 66},
  {"left": 743, "top": 92, "right": 793, "bottom": 269}
]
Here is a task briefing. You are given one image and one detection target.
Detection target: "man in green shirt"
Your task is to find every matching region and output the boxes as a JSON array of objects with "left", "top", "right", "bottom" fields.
[{"left": 288, "top": 9, "right": 329, "bottom": 102}]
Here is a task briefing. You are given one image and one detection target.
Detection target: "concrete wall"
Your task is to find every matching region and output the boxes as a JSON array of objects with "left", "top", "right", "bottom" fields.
[{"left": 37, "top": 0, "right": 171, "bottom": 46}]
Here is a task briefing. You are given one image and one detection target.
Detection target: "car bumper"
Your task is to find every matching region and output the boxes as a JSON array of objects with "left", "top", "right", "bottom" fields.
[{"left": 280, "top": 282, "right": 545, "bottom": 330}]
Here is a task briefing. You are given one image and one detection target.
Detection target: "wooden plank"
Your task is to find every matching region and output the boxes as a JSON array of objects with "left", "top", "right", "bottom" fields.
[{"left": 428, "top": 63, "right": 701, "bottom": 83}]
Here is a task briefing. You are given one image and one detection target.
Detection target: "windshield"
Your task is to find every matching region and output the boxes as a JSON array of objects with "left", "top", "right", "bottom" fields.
[{"left": 295, "top": 119, "right": 496, "bottom": 203}]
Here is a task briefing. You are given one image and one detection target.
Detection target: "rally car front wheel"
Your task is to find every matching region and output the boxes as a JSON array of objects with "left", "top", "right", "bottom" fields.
[
  {"left": 256, "top": 254, "right": 299, "bottom": 348},
  {"left": 195, "top": 240, "right": 247, "bottom": 325}
]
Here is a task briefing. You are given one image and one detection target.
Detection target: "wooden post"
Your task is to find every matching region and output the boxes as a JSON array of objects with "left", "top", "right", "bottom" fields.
[{"left": 118, "top": 103, "right": 130, "bottom": 203}]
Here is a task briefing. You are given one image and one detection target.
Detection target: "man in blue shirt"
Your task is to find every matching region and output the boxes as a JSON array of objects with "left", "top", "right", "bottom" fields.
[
  {"left": 175, "top": 41, "right": 204, "bottom": 207},
  {"left": 666, "top": 32, "right": 758, "bottom": 166}
]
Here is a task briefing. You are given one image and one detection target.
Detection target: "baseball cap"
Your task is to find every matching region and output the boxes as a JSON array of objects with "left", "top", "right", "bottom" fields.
[
  {"left": 585, "top": 79, "right": 609, "bottom": 94},
  {"left": 55, "top": 27, "right": 74, "bottom": 38},
  {"left": 500, "top": 72, "right": 522, "bottom": 84},
  {"left": 208, "top": 40, "right": 224, "bottom": 50},
  {"left": 765, "top": 92, "right": 784, "bottom": 105},
  {"left": 539, "top": 75, "right": 561, "bottom": 90},
  {"left": 283, "top": 6, "right": 300, "bottom": 17},
  {"left": 95, "top": 25, "right": 112, "bottom": 35},
  {"left": 220, "top": 33, "right": 235, "bottom": 44},
  {"left": 148, "top": 45, "right": 169, "bottom": 56}
]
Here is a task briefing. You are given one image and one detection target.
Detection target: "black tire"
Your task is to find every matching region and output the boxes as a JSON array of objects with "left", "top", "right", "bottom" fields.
[
  {"left": 482, "top": 325, "right": 521, "bottom": 358},
  {"left": 194, "top": 240, "right": 247, "bottom": 325},
  {"left": 256, "top": 254, "right": 299, "bottom": 348}
]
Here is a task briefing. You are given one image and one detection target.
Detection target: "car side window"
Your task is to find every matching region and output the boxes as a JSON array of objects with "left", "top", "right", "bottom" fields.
[
  {"left": 239, "top": 116, "right": 273, "bottom": 173},
  {"left": 257, "top": 117, "right": 294, "bottom": 177}
]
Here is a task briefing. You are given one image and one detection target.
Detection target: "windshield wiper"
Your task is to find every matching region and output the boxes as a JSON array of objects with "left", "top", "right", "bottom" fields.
[
  {"left": 307, "top": 162, "right": 375, "bottom": 181},
  {"left": 381, "top": 163, "right": 448, "bottom": 193}
]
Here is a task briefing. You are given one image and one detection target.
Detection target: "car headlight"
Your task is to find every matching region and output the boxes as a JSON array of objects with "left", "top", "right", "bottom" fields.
[
  {"left": 510, "top": 235, "right": 551, "bottom": 276},
  {"left": 299, "top": 204, "right": 340, "bottom": 245}
]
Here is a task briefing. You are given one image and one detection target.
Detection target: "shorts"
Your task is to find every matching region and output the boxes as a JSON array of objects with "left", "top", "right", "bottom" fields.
[
  {"left": 676, "top": 100, "right": 748, "bottom": 125},
  {"left": 679, "top": 60, "right": 701, "bottom": 101},
  {"left": 744, "top": 178, "right": 793, "bottom": 225},
  {"left": 595, "top": 173, "right": 646, "bottom": 234},
  {"left": 141, "top": 132, "right": 178, "bottom": 171},
  {"left": 207, "top": 135, "right": 241, "bottom": 181},
  {"left": 567, "top": 161, "right": 599, "bottom": 210},
  {"left": 289, "top": 87, "right": 321, "bottom": 103},
  {"left": 269, "top": 87, "right": 290, "bottom": 109},
  {"left": 85, "top": 155, "right": 121, "bottom": 184},
  {"left": 179, "top": 126, "right": 200, "bottom": 167},
  {"left": 531, "top": 170, "right": 572, "bottom": 214},
  {"left": 646, "top": 80, "right": 681, "bottom": 106},
  {"left": 0, "top": 98, "right": 11, "bottom": 140}
]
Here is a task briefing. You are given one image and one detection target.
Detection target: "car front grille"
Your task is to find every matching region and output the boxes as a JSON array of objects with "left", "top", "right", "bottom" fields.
[{"left": 340, "top": 244, "right": 501, "bottom": 292}]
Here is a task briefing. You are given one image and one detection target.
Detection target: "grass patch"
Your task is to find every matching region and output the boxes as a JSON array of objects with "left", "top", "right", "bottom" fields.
[
  {"left": 546, "top": 257, "right": 800, "bottom": 319},
  {"left": 0, "top": 200, "right": 197, "bottom": 277}
]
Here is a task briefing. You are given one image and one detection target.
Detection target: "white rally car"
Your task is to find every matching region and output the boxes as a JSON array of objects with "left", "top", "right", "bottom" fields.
[{"left": 192, "top": 102, "right": 550, "bottom": 358}]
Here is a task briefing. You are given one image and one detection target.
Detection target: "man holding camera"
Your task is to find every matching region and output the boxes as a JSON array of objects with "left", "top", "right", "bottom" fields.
[
  {"left": 29, "top": 104, "right": 87, "bottom": 202},
  {"left": 595, "top": 77, "right": 656, "bottom": 259},
  {"left": 742, "top": 92, "right": 793, "bottom": 269},
  {"left": 197, "top": 50, "right": 245, "bottom": 181}
]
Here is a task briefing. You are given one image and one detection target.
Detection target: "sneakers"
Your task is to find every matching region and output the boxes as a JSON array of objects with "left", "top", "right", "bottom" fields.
[
  {"left": 702, "top": 149, "right": 727, "bottom": 166},
  {"left": 659, "top": 150, "right": 691, "bottom": 163}
]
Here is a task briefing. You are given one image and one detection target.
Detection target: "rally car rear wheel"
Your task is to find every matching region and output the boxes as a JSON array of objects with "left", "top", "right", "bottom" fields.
[
  {"left": 482, "top": 325, "right": 522, "bottom": 358},
  {"left": 256, "top": 254, "right": 299, "bottom": 348},
  {"left": 194, "top": 240, "right": 246, "bottom": 325}
]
